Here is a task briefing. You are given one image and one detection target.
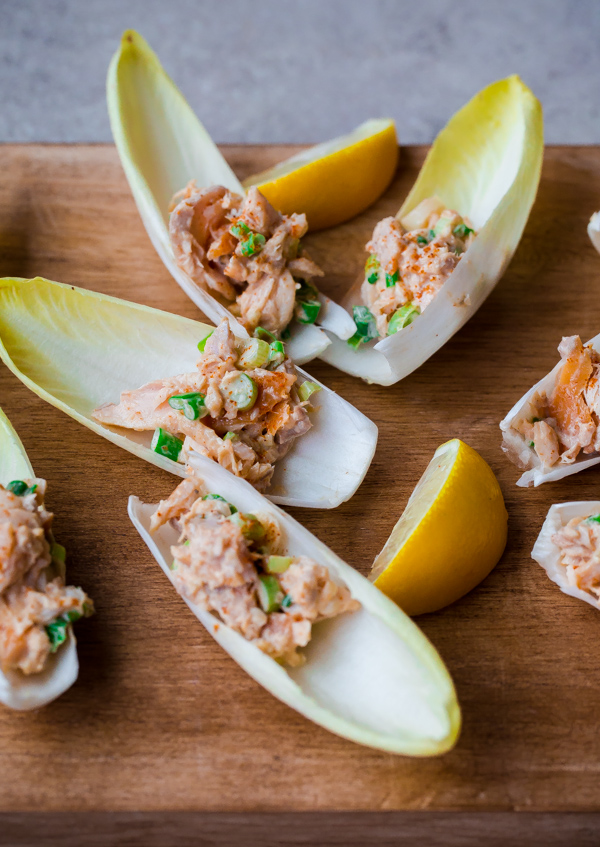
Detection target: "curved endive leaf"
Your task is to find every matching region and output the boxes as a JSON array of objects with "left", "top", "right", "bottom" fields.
[
  {"left": 129, "top": 454, "right": 460, "bottom": 755},
  {"left": 0, "top": 278, "right": 377, "bottom": 508},
  {"left": 532, "top": 501, "right": 600, "bottom": 609},
  {"left": 107, "top": 30, "right": 352, "bottom": 364},
  {"left": 500, "top": 331, "right": 600, "bottom": 487},
  {"left": 0, "top": 407, "right": 79, "bottom": 710},
  {"left": 320, "top": 76, "right": 544, "bottom": 385}
]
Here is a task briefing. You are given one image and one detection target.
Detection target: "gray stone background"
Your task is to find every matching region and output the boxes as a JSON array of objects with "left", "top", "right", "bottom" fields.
[{"left": 1, "top": 0, "right": 599, "bottom": 144}]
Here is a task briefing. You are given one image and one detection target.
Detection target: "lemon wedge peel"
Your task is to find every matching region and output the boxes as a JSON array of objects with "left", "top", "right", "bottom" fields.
[
  {"left": 372, "top": 440, "right": 508, "bottom": 617},
  {"left": 243, "top": 118, "right": 399, "bottom": 232}
]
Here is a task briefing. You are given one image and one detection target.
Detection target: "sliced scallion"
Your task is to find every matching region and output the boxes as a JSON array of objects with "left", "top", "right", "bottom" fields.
[
  {"left": 254, "top": 326, "right": 278, "bottom": 343},
  {"left": 387, "top": 303, "right": 420, "bottom": 335},
  {"left": 266, "top": 555, "right": 293, "bottom": 574},
  {"left": 46, "top": 618, "right": 69, "bottom": 653},
  {"left": 203, "top": 492, "right": 237, "bottom": 514},
  {"left": 230, "top": 220, "right": 251, "bottom": 239},
  {"left": 240, "top": 232, "right": 266, "bottom": 257},
  {"left": 168, "top": 392, "right": 208, "bottom": 421},
  {"left": 586, "top": 514, "right": 600, "bottom": 524},
  {"left": 416, "top": 235, "right": 429, "bottom": 246},
  {"left": 348, "top": 305, "right": 379, "bottom": 348},
  {"left": 198, "top": 331, "right": 213, "bottom": 353},
  {"left": 238, "top": 338, "right": 270, "bottom": 369},
  {"left": 295, "top": 299, "right": 321, "bottom": 325},
  {"left": 7, "top": 480, "right": 28, "bottom": 496},
  {"left": 281, "top": 593, "right": 293, "bottom": 609},
  {"left": 151, "top": 428, "right": 183, "bottom": 462},
  {"left": 223, "top": 431, "right": 237, "bottom": 441},
  {"left": 385, "top": 270, "right": 400, "bottom": 288},
  {"left": 51, "top": 541, "right": 66, "bottom": 563},
  {"left": 298, "top": 381, "right": 321, "bottom": 402},
  {"left": 453, "top": 223, "right": 474, "bottom": 238},
  {"left": 229, "top": 512, "right": 266, "bottom": 541},
  {"left": 221, "top": 372, "right": 258, "bottom": 411},
  {"left": 268, "top": 340, "right": 285, "bottom": 367},
  {"left": 257, "top": 575, "right": 283, "bottom": 613}
]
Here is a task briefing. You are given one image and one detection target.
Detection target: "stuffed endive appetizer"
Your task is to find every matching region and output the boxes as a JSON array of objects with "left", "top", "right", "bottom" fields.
[
  {"left": 107, "top": 30, "right": 355, "bottom": 365},
  {"left": 501, "top": 334, "right": 600, "bottom": 486},
  {"left": 532, "top": 502, "right": 600, "bottom": 609},
  {"left": 0, "top": 408, "right": 92, "bottom": 710},
  {"left": 129, "top": 454, "right": 460, "bottom": 755},
  {"left": 0, "top": 278, "right": 377, "bottom": 508},
  {"left": 320, "top": 76, "right": 543, "bottom": 384}
]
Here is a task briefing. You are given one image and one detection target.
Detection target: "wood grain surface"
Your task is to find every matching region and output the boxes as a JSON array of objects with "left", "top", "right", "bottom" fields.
[{"left": 1, "top": 144, "right": 600, "bottom": 825}]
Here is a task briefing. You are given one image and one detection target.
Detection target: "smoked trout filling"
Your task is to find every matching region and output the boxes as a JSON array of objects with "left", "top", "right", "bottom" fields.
[
  {"left": 0, "top": 479, "right": 93, "bottom": 676},
  {"left": 151, "top": 476, "right": 360, "bottom": 666},
  {"left": 552, "top": 513, "right": 600, "bottom": 602},
  {"left": 169, "top": 182, "right": 324, "bottom": 336},
  {"left": 93, "top": 320, "right": 319, "bottom": 491},
  {"left": 508, "top": 336, "right": 600, "bottom": 470},
  {"left": 350, "top": 196, "right": 476, "bottom": 347}
]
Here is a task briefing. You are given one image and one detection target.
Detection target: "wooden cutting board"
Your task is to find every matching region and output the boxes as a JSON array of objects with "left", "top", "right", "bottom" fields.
[{"left": 1, "top": 143, "right": 600, "bottom": 830}]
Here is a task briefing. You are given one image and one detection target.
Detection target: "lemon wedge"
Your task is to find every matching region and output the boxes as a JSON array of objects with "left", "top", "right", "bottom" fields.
[
  {"left": 243, "top": 118, "right": 398, "bottom": 231},
  {"left": 371, "top": 439, "right": 507, "bottom": 616}
]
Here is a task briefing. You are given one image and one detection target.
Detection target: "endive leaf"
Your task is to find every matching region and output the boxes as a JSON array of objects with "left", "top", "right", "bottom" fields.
[
  {"left": 107, "top": 30, "right": 347, "bottom": 364},
  {"left": 129, "top": 453, "right": 460, "bottom": 755},
  {"left": 589, "top": 211, "right": 600, "bottom": 255},
  {"left": 532, "top": 502, "right": 600, "bottom": 609},
  {"left": 500, "top": 331, "right": 600, "bottom": 486},
  {"left": 320, "top": 76, "right": 544, "bottom": 385},
  {"left": 0, "top": 407, "right": 79, "bottom": 710},
  {"left": 0, "top": 278, "right": 377, "bottom": 508}
]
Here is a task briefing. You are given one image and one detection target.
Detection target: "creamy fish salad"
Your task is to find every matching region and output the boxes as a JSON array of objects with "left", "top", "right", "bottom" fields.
[
  {"left": 349, "top": 196, "right": 476, "bottom": 347},
  {"left": 93, "top": 320, "right": 321, "bottom": 491},
  {"left": 0, "top": 479, "right": 92, "bottom": 676},
  {"left": 506, "top": 336, "right": 600, "bottom": 471},
  {"left": 151, "top": 475, "right": 359, "bottom": 665},
  {"left": 552, "top": 513, "right": 600, "bottom": 603},
  {"left": 170, "top": 183, "right": 324, "bottom": 335}
]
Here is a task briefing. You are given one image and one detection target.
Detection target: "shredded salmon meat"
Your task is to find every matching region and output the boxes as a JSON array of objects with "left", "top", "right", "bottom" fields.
[
  {"left": 0, "top": 480, "right": 92, "bottom": 675},
  {"left": 92, "top": 319, "right": 313, "bottom": 491},
  {"left": 510, "top": 336, "right": 600, "bottom": 469},
  {"left": 151, "top": 475, "right": 359, "bottom": 665},
  {"left": 359, "top": 196, "right": 476, "bottom": 338},
  {"left": 169, "top": 182, "right": 324, "bottom": 334},
  {"left": 553, "top": 514, "right": 600, "bottom": 602}
]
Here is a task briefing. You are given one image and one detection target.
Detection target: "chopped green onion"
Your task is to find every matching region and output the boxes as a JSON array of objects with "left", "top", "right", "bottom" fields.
[
  {"left": 223, "top": 431, "right": 237, "bottom": 441},
  {"left": 257, "top": 575, "right": 283, "bottom": 613},
  {"left": 387, "top": 303, "right": 420, "bottom": 335},
  {"left": 46, "top": 618, "right": 69, "bottom": 653},
  {"left": 7, "top": 480, "right": 28, "bottom": 496},
  {"left": 416, "top": 235, "right": 429, "bottom": 246},
  {"left": 281, "top": 593, "right": 293, "bottom": 609},
  {"left": 281, "top": 326, "right": 291, "bottom": 341},
  {"left": 198, "top": 331, "right": 213, "bottom": 353},
  {"left": 238, "top": 338, "right": 270, "bottom": 369},
  {"left": 169, "top": 559, "right": 178, "bottom": 570},
  {"left": 528, "top": 441, "right": 535, "bottom": 449},
  {"left": 240, "top": 232, "right": 266, "bottom": 257},
  {"left": 295, "top": 299, "right": 321, "bottom": 324},
  {"left": 266, "top": 555, "right": 293, "bottom": 574},
  {"left": 365, "top": 253, "right": 380, "bottom": 273},
  {"left": 230, "top": 221, "right": 251, "bottom": 239},
  {"left": 428, "top": 229, "right": 436, "bottom": 240},
  {"left": 367, "top": 272, "right": 379, "bottom": 285},
  {"left": 268, "top": 340, "right": 285, "bottom": 367},
  {"left": 385, "top": 270, "right": 399, "bottom": 288},
  {"left": 203, "top": 493, "right": 237, "bottom": 514},
  {"left": 454, "top": 246, "right": 463, "bottom": 256},
  {"left": 432, "top": 215, "right": 455, "bottom": 237},
  {"left": 348, "top": 305, "right": 379, "bottom": 348},
  {"left": 298, "top": 381, "right": 321, "bottom": 402},
  {"left": 254, "top": 326, "right": 278, "bottom": 343},
  {"left": 221, "top": 372, "right": 258, "bottom": 411},
  {"left": 151, "top": 428, "right": 183, "bottom": 462},
  {"left": 51, "top": 541, "right": 66, "bottom": 563},
  {"left": 453, "top": 223, "right": 474, "bottom": 238},
  {"left": 585, "top": 514, "right": 600, "bottom": 524},
  {"left": 531, "top": 417, "right": 541, "bottom": 423},
  {"left": 168, "top": 392, "right": 208, "bottom": 421},
  {"left": 229, "top": 512, "right": 266, "bottom": 541}
]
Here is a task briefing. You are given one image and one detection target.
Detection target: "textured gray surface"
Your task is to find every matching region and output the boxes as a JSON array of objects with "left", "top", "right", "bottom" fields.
[{"left": 1, "top": 0, "right": 599, "bottom": 144}]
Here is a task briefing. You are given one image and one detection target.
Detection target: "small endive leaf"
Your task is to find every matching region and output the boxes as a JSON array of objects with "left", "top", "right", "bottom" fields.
[
  {"left": 0, "top": 407, "right": 79, "bottom": 710},
  {"left": 107, "top": 30, "right": 342, "bottom": 364},
  {"left": 0, "top": 278, "right": 377, "bottom": 508},
  {"left": 532, "top": 502, "right": 600, "bottom": 609},
  {"left": 589, "top": 211, "right": 600, "bottom": 255},
  {"left": 320, "top": 76, "right": 543, "bottom": 385},
  {"left": 500, "top": 331, "right": 600, "bottom": 486},
  {"left": 129, "top": 455, "right": 460, "bottom": 755}
]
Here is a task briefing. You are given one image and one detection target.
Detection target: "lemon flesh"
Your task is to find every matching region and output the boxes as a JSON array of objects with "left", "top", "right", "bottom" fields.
[
  {"left": 371, "top": 439, "right": 507, "bottom": 616},
  {"left": 243, "top": 119, "right": 398, "bottom": 231}
]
